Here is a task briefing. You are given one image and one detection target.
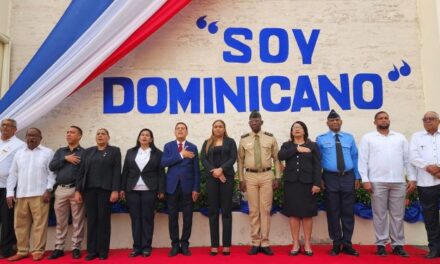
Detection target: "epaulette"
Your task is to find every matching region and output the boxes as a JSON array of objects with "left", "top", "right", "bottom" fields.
[
  {"left": 264, "top": 132, "right": 273, "bottom": 137},
  {"left": 241, "top": 133, "right": 250, "bottom": 138}
]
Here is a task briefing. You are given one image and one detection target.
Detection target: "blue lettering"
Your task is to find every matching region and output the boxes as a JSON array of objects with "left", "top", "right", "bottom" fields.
[
  {"left": 223, "top": 28, "right": 252, "bottom": 63},
  {"left": 215, "top": 77, "right": 246, "bottom": 113},
  {"left": 169, "top": 78, "right": 201, "bottom": 114},
  {"left": 248, "top": 76, "right": 260, "bottom": 111},
  {"left": 318, "top": 74, "right": 351, "bottom": 111},
  {"left": 137, "top": 78, "right": 167, "bottom": 113},
  {"left": 292, "top": 29, "right": 320, "bottom": 64},
  {"left": 260, "top": 28, "right": 289, "bottom": 63},
  {"left": 203, "top": 78, "right": 214, "bottom": 114},
  {"left": 291, "top": 75, "right": 320, "bottom": 112},
  {"left": 353, "top": 73, "right": 383, "bottom": 109},
  {"left": 261, "top": 76, "right": 291, "bottom": 111},
  {"left": 103, "top": 77, "right": 134, "bottom": 114}
]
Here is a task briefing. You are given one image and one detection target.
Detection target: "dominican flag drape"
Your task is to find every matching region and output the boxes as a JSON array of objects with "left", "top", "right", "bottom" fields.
[{"left": 0, "top": 0, "right": 191, "bottom": 129}]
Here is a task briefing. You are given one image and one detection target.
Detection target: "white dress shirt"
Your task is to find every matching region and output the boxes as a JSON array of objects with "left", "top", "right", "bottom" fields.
[
  {"left": 7, "top": 145, "right": 55, "bottom": 198},
  {"left": 410, "top": 130, "right": 440, "bottom": 187},
  {"left": 133, "top": 147, "right": 151, "bottom": 191},
  {"left": 358, "top": 130, "right": 415, "bottom": 183},
  {"left": 0, "top": 135, "right": 25, "bottom": 187}
]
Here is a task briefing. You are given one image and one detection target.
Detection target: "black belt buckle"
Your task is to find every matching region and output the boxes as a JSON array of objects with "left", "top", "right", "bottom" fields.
[
  {"left": 246, "top": 167, "right": 271, "bottom": 173},
  {"left": 59, "top": 183, "right": 75, "bottom": 188}
]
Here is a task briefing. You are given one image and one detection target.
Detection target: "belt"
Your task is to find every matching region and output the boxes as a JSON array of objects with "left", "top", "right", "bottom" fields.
[
  {"left": 323, "top": 169, "right": 353, "bottom": 176},
  {"left": 246, "top": 167, "right": 272, "bottom": 173},
  {"left": 58, "top": 183, "right": 75, "bottom": 188}
]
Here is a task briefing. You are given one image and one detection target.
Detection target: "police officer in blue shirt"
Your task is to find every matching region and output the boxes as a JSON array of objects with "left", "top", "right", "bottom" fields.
[{"left": 316, "top": 109, "right": 360, "bottom": 256}]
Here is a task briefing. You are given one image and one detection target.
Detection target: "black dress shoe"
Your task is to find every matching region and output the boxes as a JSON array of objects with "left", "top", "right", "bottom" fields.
[
  {"left": 329, "top": 244, "right": 340, "bottom": 256},
  {"left": 342, "top": 246, "right": 359, "bottom": 256},
  {"left": 168, "top": 246, "right": 180, "bottom": 257},
  {"left": 260, "top": 247, "right": 274, "bottom": 256},
  {"left": 222, "top": 251, "right": 231, "bottom": 256},
  {"left": 142, "top": 250, "right": 151, "bottom": 257},
  {"left": 99, "top": 254, "right": 108, "bottom": 260},
  {"left": 425, "top": 250, "right": 440, "bottom": 259},
  {"left": 392, "top": 246, "right": 409, "bottom": 257},
  {"left": 248, "top": 246, "right": 259, "bottom": 255},
  {"left": 129, "top": 251, "right": 141, "bottom": 257},
  {"left": 85, "top": 254, "right": 98, "bottom": 261},
  {"left": 47, "top": 250, "right": 64, "bottom": 260},
  {"left": 289, "top": 247, "right": 300, "bottom": 256},
  {"left": 304, "top": 249, "right": 313, "bottom": 256},
  {"left": 376, "top": 245, "right": 387, "bottom": 256},
  {"left": 72, "top": 249, "right": 81, "bottom": 259},
  {"left": 181, "top": 246, "right": 191, "bottom": 256}
]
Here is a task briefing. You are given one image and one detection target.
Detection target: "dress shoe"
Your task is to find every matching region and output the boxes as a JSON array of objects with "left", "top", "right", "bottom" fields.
[
  {"left": 376, "top": 245, "right": 387, "bottom": 256},
  {"left": 32, "top": 252, "right": 44, "bottom": 261},
  {"left": 85, "top": 253, "right": 98, "bottom": 261},
  {"left": 0, "top": 251, "right": 15, "bottom": 259},
  {"left": 142, "top": 250, "right": 151, "bottom": 257},
  {"left": 168, "top": 246, "right": 180, "bottom": 257},
  {"left": 289, "top": 247, "right": 300, "bottom": 256},
  {"left": 222, "top": 247, "right": 230, "bottom": 256},
  {"left": 260, "top": 246, "right": 274, "bottom": 256},
  {"left": 304, "top": 247, "right": 313, "bottom": 256},
  {"left": 72, "top": 249, "right": 81, "bottom": 259},
  {"left": 181, "top": 246, "right": 191, "bottom": 256},
  {"left": 99, "top": 255, "right": 108, "bottom": 260},
  {"left": 248, "top": 246, "right": 259, "bottom": 255},
  {"left": 129, "top": 251, "right": 141, "bottom": 257},
  {"left": 8, "top": 254, "right": 27, "bottom": 261},
  {"left": 392, "top": 245, "right": 409, "bottom": 257},
  {"left": 329, "top": 244, "right": 340, "bottom": 256},
  {"left": 47, "top": 249, "right": 64, "bottom": 260},
  {"left": 425, "top": 250, "right": 440, "bottom": 259},
  {"left": 342, "top": 246, "right": 359, "bottom": 256},
  {"left": 209, "top": 249, "right": 218, "bottom": 256}
]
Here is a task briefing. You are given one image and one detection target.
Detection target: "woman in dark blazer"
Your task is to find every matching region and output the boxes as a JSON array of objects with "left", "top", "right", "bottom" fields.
[
  {"left": 74, "top": 128, "right": 121, "bottom": 260},
  {"left": 278, "top": 121, "right": 321, "bottom": 257},
  {"left": 120, "top": 128, "right": 165, "bottom": 258},
  {"left": 200, "top": 120, "right": 237, "bottom": 256}
]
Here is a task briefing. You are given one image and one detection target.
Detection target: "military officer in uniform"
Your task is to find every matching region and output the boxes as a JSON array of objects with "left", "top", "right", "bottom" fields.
[
  {"left": 316, "top": 109, "right": 360, "bottom": 256},
  {"left": 238, "top": 110, "right": 281, "bottom": 256}
]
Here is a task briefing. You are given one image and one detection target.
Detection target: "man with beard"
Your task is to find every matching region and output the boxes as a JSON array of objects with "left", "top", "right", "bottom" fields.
[
  {"left": 6, "top": 128, "right": 55, "bottom": 261},
  {"left": 358, "top": 111, "right": 416, "bottom": 257}
]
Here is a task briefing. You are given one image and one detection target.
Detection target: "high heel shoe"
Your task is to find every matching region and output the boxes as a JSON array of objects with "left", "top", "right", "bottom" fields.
[
  {"left": 209, "top": 248, "right": 218, "bottom": 256},
  {"left": 289, "top": 247, "right": 301, "bottom": 256},
  {"left": 304, "top": 248, "right": 313, "bottom": 256}
]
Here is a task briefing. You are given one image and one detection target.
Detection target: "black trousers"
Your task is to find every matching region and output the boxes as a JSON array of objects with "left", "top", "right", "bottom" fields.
[
  {"left": 323, "top": 171, "right": 355, "bottom": 247},
  {"left": 206, "top": 176, "right": 234, "bottom": 247},
  {"left": 418, "top": 185, "right": 440, "bottom": 252},
  {"left": 167, "top": 182, "right": 193, "bottom": 247},
  {"left": 126, "top": 190, "right": 156, "bottom": 253},
  {"left": 84, "top": 188, "right": 112, "bottom": 256},
  {"left": 0, "top": 188, "right": 16, "bottom": 255}
]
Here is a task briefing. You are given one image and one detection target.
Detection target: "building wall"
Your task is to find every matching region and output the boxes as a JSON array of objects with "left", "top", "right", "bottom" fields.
[{"left": 6, "top": 0, "right": 439, "bottom": 246}]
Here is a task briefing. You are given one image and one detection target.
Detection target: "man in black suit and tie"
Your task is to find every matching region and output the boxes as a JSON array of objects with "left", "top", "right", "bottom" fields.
[{"left": 161, "top": 122, "right": 200, "bottom": 257}]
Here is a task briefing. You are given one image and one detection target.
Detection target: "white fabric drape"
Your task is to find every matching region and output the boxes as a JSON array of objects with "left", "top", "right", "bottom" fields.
[{"left": 0, "top": 0, "right": 167, "bottom": 129}]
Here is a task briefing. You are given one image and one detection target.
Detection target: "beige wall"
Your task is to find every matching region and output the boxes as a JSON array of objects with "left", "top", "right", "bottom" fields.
[
  {"left": 0, "top": 0, "right": 10, "bottom": 96},
  {"left": 5, "top": 0, "right": 440, "bottom": 246},
  {"left": 0, "top": 0, "right": 10, "bottom": 36}
]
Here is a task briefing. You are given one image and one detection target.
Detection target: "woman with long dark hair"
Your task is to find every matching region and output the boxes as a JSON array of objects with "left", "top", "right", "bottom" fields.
[
  {"left": 75, "top": 128, "right": 121, "bottom": 260},
  {"left": 200, "top": 120, "right": 237, "bottom": 256},
  {"left": 120, "top": 128, "right": 164, "bottom": 257},
  {"left": 278, "top": 121, "right": 321, "bottom": 256}
]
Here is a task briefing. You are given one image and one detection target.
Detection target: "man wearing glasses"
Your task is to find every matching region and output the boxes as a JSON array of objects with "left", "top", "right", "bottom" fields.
[
  {"left": 0, "top": 119, "right": 24, "bottom": 259},
  {"left": 410, "top": 111, "right": 440, "bottom": 259}
]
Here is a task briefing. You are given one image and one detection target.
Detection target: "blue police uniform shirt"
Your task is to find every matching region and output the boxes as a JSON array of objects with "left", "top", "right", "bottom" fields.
[{"left": 316, "top": 131, "right": 360, "bottom": 179}]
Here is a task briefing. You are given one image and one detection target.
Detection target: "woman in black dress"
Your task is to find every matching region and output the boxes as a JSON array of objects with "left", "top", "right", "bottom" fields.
[
  {"left": 200, "top": 120, "right": 237, "bottom": 256},
  {"left": 278, "top": 121, "right": 321, "bottom": 256},
  {"left": 120, "top": 128, "right": 165, "bottom": 257},
  {"left": 75, "top": 128, "right": 121, "bottom": 260}
]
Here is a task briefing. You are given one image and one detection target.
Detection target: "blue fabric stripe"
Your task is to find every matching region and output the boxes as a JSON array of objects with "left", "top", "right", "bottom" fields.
[{"left": 0, "top": 0, "right": 114, "bottom": 113}]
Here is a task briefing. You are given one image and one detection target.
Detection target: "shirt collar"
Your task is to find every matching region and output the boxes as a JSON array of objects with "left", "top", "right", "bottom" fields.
[
  {"left": 423, "top": 130, "right": 440, "bottom": 136},
  {"left": 176, "top": 140, "right": 186, "bottom": 146},
  {"left": 373, "top": 130, "right": 396, "bottom": 136},
  {"left": 65, "top": 145, "right": 82, "bottom": 151},
  {"left": 25, "top": 144, "right": 42, "bottom": 151},
  {"left": 251, "top": 130, "right": 263, "bottom": 137},
  {"left": 138, "top": 147, "right": 151, "bottom": 153},
  {"left": 0, "top": 135, "right": 17, "bottom": 143}
]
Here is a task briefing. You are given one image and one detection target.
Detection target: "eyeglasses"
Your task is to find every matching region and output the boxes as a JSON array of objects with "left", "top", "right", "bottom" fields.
[
  {"left": 422, "top": 117, "right": 439, "bottom": 122},
  {"left": 1, "top": 124, "right": 16, "bottom": 128}
]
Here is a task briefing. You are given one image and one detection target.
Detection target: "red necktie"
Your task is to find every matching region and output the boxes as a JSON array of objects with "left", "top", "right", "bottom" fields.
[{"left": 178, "top": 143, "right": 183, "bottom": 152}]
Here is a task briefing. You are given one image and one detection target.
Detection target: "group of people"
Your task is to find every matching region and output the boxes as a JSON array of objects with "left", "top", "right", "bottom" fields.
[{"left": 0, "top": 109, "right": 439, "bottom": 261}]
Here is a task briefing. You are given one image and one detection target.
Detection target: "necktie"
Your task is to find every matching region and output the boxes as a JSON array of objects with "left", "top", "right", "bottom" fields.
[
  {"left": 178, "top": 143, "right": 183, "bottom": 152},
  {"left": 335, "top": 134, "right": 345, "bottom": 173},
  {"left": 254, "top": 135, "right": 262, "bottom": 170}
]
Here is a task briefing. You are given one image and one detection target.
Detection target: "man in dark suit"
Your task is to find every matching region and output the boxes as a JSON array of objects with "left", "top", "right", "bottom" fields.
[{"left": 161, "top": 122, "right": 200, "bottom": 257}]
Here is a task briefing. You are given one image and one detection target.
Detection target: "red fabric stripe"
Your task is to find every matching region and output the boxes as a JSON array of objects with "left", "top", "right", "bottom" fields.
[{"left": 74, "top": 0, "right": 191, "bottom": 92}]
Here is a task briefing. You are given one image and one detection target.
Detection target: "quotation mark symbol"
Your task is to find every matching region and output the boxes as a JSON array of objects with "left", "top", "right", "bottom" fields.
[
  {"left": 196, "top": 15, "right": 219, "bottom": 34},
  {"left": 388, "top": 60, "right": 411, "bottom": 81}
]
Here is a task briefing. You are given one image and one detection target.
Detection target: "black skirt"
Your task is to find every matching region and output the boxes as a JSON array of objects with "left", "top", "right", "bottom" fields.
[{"left": 282, "top": 181, "right": 318, "bottom": 218}]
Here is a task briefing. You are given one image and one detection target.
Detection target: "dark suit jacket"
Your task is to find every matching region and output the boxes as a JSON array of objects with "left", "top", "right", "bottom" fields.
[
  {"left": 161, "top": 140, "right": 201, "bottom": 194},
  {"left": 76, "top": 145, "right": 121, "bottom": 193},
  {"left": 121, "top": 147, "right": 165, "bottom": 193},
  {"left": 200, "top": 137, "right": 237, "bottom": 178},
  {"left": 278, "top": 140, "right": 321, "bottom": 186}
]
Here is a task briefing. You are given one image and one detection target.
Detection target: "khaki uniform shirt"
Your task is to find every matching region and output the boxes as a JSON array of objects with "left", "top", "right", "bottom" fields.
[{"left": 237, "top": 130, "right": 281, "bottom": 181}]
